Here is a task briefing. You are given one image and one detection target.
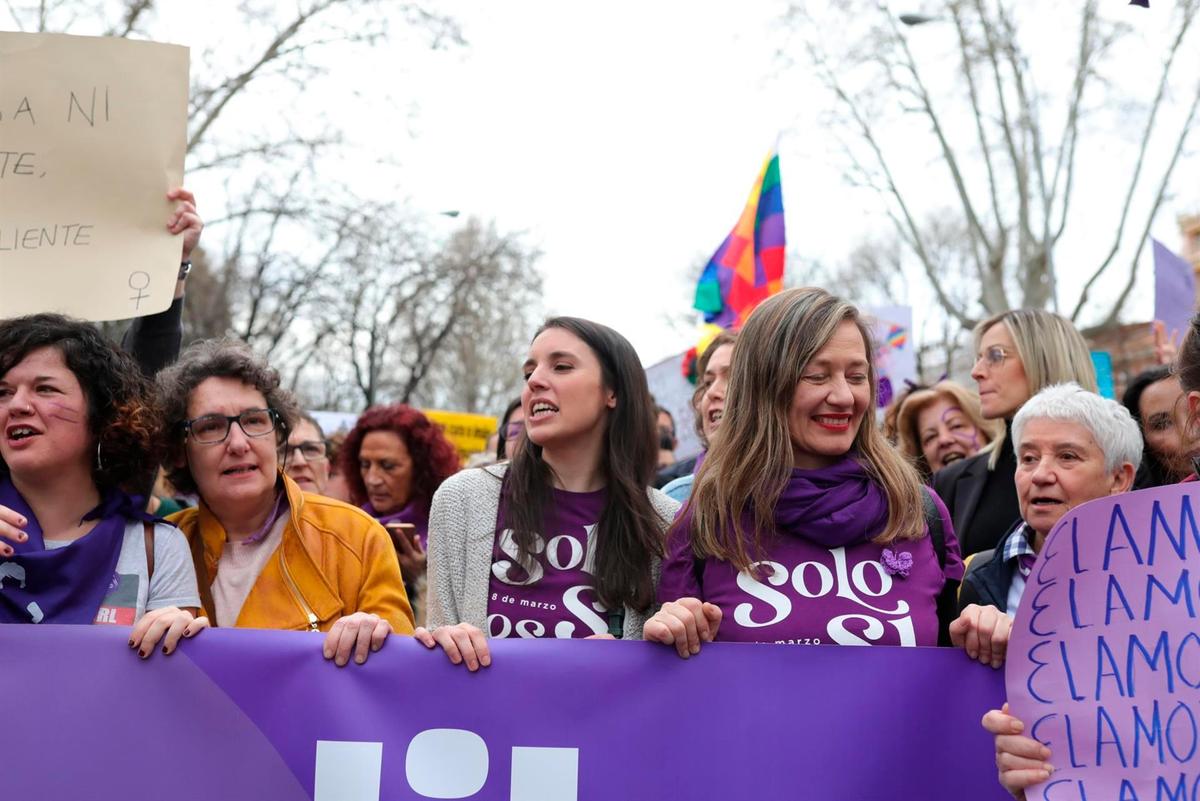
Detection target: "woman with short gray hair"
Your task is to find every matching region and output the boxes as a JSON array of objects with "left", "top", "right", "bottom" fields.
[{"left": 950, "top": 382, "right": 1141, "bottom": 669}]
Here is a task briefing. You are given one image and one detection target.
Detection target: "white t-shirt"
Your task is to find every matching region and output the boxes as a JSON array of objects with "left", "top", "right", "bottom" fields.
[{"left": 46, "top": 520, "right": 201, "bottom": 625}]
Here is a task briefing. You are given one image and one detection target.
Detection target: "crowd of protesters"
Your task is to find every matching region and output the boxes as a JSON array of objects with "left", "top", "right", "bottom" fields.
[{"left": 3, "top": 191, "right": 1200, "bottom": 799}]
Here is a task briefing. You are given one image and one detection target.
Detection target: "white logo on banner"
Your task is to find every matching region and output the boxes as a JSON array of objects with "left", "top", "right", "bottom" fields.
[{"left": 313, "top": 732, "right": 579, "bottom": 801}]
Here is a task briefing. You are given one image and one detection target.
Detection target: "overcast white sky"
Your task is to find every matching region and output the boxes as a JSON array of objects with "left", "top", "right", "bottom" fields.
[
  {"left": 337, "top": 0, "right": 875, "bottom": 366},
  {"left": 174, "top": 1, "right": 1200, "bottom": 369}
]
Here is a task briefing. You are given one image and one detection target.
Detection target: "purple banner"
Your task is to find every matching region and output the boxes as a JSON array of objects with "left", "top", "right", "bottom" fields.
[{"left": 1, "top": 626, "right": 1008, "bottom": 800}]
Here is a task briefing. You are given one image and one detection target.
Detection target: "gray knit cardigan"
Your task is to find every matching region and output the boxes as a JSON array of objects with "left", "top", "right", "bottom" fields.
[{"left": 425, "top": 463, "right": 679, "bottom": 640}]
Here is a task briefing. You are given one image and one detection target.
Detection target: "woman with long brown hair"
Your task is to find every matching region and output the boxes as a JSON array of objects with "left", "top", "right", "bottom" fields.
[
  {"left": 648, "top": 287, "right": 970, "bottom": 654},
  {"left": 417, "top": 316, "right": 678, "bottom": 668}
]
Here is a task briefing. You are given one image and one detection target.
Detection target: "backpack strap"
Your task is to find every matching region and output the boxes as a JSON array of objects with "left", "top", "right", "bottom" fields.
[
  {"left": 921, "top": 488, "right": 946, "bottom": 569},
  {"left": 187, "top": 528, "right": 219, "bottom": 627},
  {"left": 142, "top": 521, "right": 155, "bottom": 584},
  {"left": 923, "top": 487, "right": 960, "bottom": 647}
]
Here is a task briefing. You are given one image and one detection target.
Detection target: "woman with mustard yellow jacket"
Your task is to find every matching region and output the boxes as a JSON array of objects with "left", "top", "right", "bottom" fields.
[{"left": 157, "top": 339, "right": 413, "bottom": 667}]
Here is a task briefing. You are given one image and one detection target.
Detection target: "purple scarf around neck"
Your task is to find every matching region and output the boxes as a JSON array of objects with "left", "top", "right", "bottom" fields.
[
  {"left": 0, "top": 478, "right": 154, "bottom": 624},
  {"left": 775, "top": 457, "right": 889, "bottom": 547},
  {"left": 363, "top": 499, "right": 429, "bottom": 546}
]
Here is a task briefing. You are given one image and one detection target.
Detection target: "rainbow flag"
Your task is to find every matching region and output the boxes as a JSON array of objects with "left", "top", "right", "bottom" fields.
[{"left": 693, "top": 151, "right": 785, "bottom": 327}]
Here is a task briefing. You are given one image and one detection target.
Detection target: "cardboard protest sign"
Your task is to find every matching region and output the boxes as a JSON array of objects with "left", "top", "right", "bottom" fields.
[
  {"left": 1008, "top": 483, "right": 1200, "bottom": 801},
  {"left": 424, "top": 408, "right": 498, "bottom": 459},
  {"left": 0, "top": 32, "right": 188, "bottom": 320}
]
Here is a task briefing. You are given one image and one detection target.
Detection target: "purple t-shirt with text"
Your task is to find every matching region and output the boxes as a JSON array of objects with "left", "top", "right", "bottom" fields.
[
  {"left": 486, "top": 488, "right": 610, "bottom": 639},
  {"left": 657, "top": 492, "right": 962, "bottom": 647}
]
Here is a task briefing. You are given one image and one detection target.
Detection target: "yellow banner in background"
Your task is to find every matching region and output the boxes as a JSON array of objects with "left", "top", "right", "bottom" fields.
[
  {"left": 423, "top": 409, "right": 497, "bottom": 460},
  {"left": 0, "top": 32, "right": 188, "bottom": 321}
]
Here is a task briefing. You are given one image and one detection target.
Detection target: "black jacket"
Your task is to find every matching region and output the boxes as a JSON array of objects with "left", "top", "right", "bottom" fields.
[
  {"left": 957, "top": 527, "right": 1021, "bottom": 614},
  {"left": 121, "top": 295, "right": 184, "bottom": 378},
  {"left": 931, "top": 436, "right": 1021, "bottom": 558}
]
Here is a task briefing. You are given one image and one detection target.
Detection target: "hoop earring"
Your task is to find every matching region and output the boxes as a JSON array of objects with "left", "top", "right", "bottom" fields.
[{"left": 95, "top": 440, "right": 104, "bottom": 472}]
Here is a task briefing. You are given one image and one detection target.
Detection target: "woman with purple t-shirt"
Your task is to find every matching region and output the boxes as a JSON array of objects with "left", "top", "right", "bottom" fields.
[
  {"left": 647, "top": 287, "right": 973, "bottom": 656},
  {"left": 416, "top": 317, "right": 678, "bottom": 669}
]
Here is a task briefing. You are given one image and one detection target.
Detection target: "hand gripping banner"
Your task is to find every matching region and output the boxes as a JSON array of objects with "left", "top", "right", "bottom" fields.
[{"left": 0, "top": 626, "right": 1008, "bottom": 800}]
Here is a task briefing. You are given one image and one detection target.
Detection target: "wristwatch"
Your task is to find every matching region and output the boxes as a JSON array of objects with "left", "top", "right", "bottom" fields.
[{"left": 178, "top": 260, "right": 192, "bottom": 281}]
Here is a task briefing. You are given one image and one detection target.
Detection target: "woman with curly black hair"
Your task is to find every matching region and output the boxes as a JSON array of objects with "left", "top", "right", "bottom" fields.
[{"left": 0, "top": 314, "right": 204, "bottom": 655}]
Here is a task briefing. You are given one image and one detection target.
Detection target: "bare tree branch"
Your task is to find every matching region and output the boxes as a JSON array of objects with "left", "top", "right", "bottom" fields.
[
  {"left": 1099, "top": 76, "right": 1200, "bottom": 328},
  {"left": 1070, "top": 0, "right": 1199, "bottom": 322}
]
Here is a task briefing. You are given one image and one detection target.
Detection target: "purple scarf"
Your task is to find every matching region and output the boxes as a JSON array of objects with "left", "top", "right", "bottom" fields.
[
  {"left": 0, "top": 478, "right": 154, "bottom": 625},
  {"left": 679, "top": 456, "right": 890, "bottom": 549},
  {"left": 775, "top": 457, "right": 889, "bottom": 547},
  {"left": 363, "top": 499, "right": 429, "bottom": 547}
]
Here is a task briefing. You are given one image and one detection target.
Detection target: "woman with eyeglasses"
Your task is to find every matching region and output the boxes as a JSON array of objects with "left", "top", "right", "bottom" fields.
[
  {"left": 0, "top": 314, "right": 203, "bottom": 655},
  {"left": 284, "top": 412, "right": 332, "bottom": 495},
  {"left": 495, "top": 398, "right": 524, "bottom": 461},
  {"left": 932, "top": 310, "right": 1096, "bottom": 558},
  {"left": 157, "top": 339, "right": 414, "bottom": 667}
]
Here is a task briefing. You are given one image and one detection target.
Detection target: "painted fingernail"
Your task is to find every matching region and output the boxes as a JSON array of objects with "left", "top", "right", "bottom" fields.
[
  {"left": 17, "top": 531, "right": 27, "bottom": 541},
  {"left": 16, "top": 516, "right": 26, "bottom": 526},
  {"left": 162, "top": 646, "right": 171, "bottom": 655},
  {"left": 139, "top": 649, "right": 149, "bottom": 659},
  {"left": 128, "top": 639, "right": 135, "bottom": 648}
]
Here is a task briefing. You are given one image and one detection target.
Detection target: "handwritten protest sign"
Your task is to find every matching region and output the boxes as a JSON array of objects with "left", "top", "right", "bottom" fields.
[
  {"left": 0, "top": 32, "right": 188, "bottom": 320},
  {"left": 1009, "top": 483, "right": 1200, "bottom": 801}
]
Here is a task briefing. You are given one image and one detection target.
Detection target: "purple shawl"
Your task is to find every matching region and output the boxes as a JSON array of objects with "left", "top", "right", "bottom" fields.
[
  {"left": 679, "top": 455, "right": 889, "bottom": 549},
  {"left": 0, "top": 478, "right": 154, "bottom": 624}
]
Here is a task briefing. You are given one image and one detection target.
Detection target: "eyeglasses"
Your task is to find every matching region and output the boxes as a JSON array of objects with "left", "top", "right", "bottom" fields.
[
  {"left": 183, "top": 408, "right": 279, "bottom": 444},
  {"left": 503, "top": 420, "right": 524, "bottom": 440},
  {"left": 977, "top": 345, "right": 1011, "bottom": 368},
  {"left": 287, "top": 440, "right": 327, "bottom": 461}
]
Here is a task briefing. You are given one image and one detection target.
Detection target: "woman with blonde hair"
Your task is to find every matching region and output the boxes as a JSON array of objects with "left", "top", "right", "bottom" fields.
[
  {"left": 933, "top": 309, "right": 1096, "bottom": 558},
  {"left": 648, "top": 287, "right": 973, "bottom": 654},
  {"left": 895, "top": 380, "right": 1002, "bottom": 481}
]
